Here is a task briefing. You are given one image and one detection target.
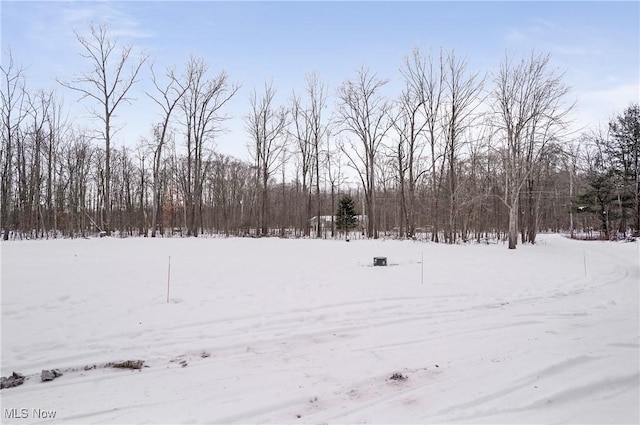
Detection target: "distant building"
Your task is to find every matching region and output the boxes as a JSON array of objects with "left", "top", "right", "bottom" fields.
[
  {"left": 309, "top": 215, "right": 368, "bottom": 231},
  {"left": 308, "top": 215, "right": 334, "bottom": 230}
]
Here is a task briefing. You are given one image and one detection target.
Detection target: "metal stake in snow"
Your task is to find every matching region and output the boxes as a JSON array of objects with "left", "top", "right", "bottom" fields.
[{"left": 167, "top": 256, "right": 171, "bottom": 303}]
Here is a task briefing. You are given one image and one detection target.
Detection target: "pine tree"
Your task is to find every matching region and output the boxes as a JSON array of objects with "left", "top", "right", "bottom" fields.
[
  {"left": 574, "top": 170, "right": 634, "bottom": 240},
  {"left": 577, "top": 103, "right": 640, "bottom": 238},
  {"left": 336, "top": 196, "right": 358, "bottom": 235},
  {"left": 607, "top": 103, "right": 639, "bottom": 234}
]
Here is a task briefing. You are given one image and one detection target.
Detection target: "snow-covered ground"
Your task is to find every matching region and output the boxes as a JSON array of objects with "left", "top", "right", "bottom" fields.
[{"left": 1, "top": 234, "right": 638, "bottom": 424}]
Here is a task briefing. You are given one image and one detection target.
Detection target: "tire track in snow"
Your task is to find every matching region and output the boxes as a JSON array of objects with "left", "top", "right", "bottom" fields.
[
  {"left": 172, "top": 301, "right": 546, "bottom": 423},
  {"left": 4, "top": 290, "right": 538, "bottom": 377},
  {"left": 4, "top": 296, "right": 467, "bottom": 373},
  {"left": 430, "top": 371, "right": 640, "bottom": 424},
  {"left": 430, "top": 355, "right": 599, "bottom": 418},
  {"left": 307, "top": 368, "right": 444, "bottom": 423},
  {"left": 221, "top": 367, "right": 442, "bottom": 424},
  {"left": 579, "top": 239, "right": 636, "bottom": 288}
]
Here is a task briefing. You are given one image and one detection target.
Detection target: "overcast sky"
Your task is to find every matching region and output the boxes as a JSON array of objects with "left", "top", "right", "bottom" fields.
[{"left": 2, "top": 1, "right": 639, "bottom": 161}]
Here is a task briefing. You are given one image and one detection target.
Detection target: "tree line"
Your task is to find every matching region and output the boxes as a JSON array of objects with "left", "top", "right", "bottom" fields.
[{"left": 2, "top": 24, "right": 638, "bottom": 248}]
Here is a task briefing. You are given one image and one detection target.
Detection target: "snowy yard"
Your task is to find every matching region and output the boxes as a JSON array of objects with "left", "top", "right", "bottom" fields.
[{"left": 1, "top": 234, "right": 638, "bottom": 424}]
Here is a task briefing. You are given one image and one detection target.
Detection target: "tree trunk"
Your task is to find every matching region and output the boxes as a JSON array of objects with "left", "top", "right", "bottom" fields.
[{"left": 508, "top": 198, "right": 519, "bottom": 249}]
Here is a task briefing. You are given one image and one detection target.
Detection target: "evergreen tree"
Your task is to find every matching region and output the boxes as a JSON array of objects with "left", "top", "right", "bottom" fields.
[
  {"left": 574, "top": 171, "right": 622, "bottom": 239},
  {"left": 607, "top": 103, "right": 639, "bottom": 234},
  {"left": 576, "top": 103, "right": 640, "bottom": 238},
  {"left": 336, "top": 196, "right": 358, "bottom": 234}
]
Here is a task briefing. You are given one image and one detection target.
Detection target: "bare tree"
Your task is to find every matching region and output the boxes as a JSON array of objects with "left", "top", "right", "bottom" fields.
[
  {"left": 179, "top": 56, "right": 239, "bottom": 236},
  {"left": 24, "top": 89, "right": 54, "bottom": 237},
  {"left": 62, "top": 129, "right": 95, "bottom": 237},
  {"left": 58, "top": 23, "right": 147, "bottom": 235},
  {"left": 42, "top": 92, "right": 68, "bottom": 237},
  {"left": 1, "top": 51, "right": 27, "bottom": 239},
  {"left": 246, "top": 81, "right": 288, "bottom": 236},
  {"left": 146, "top": 63, "right": 188, "bottom": 237},
  {"left": 206, "top": 153, "right": 250, "bottom": 236},
  {"left": 556, "top": 139, "right": 580, "bottom": 238},
  {"left": 290, "top": 72, "right": 328, "bottom": 237},
  {"left": 336, "top": 67, "right": 393, "bottom": 238},
  {"left": 325, "top": 132, "right": 347, "bottom": 238},
  {"left": 279, "top": 143, "right": 292, "bottom": 236},
  {"left": 492, "top": 51, "right": 573, "bottom": 249},
  {"left": 401, "top": 48, "right": 446, "bottom": 241},
  {"left": 441, "top": 51, "right": 485, "bottom": 243},
  {"left": 393, "top": 49, "right": 438, "bottom": 238},
  {"left": 290, "top": 91, "right": 313, "bottom": 235},
  {"left": 133, "top": 141, "right": 150, "bottom": 236},
  {"left": 306, "top": 73, "right": 328, "bottom": 238}
]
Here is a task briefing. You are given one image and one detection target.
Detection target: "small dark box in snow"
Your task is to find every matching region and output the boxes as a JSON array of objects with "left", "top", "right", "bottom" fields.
[{"left": 373, "top": 257, "right": 387, "bottom": 266}]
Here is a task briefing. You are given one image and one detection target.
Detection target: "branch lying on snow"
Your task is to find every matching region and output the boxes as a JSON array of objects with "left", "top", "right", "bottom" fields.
[
  {"left": 107, "top": 360, "right": 145, "bottom": 370},
  {"left": 2, "top": 351, "right": 216, "bottom": 390},
  {"left": 0, "top": 372, "right": 25, "bottom": 389},
  {"left": 1, "top": 359, "right": 147, "bottom": 390},
  {"left": 41, "top": 369, "right": 63, "bottom": 382},
  {"left": 388, "top": 372, "right": 408, "bottom": 381}
]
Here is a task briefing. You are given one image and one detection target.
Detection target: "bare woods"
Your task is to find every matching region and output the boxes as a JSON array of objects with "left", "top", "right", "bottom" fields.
[{"left": 2, "top": 25, "right": 638, "bottom": 247}]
